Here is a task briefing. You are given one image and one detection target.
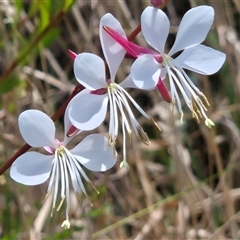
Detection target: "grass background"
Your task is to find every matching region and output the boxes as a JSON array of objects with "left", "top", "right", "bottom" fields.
[{"left": 0, "top": 0, "right": 240, "bottom": 239}]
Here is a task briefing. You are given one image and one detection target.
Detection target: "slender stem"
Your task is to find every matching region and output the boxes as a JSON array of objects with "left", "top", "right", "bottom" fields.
[
  {"left": 127, "top": 24, "right": 141, "bottom": 41},
  {"left": 0, "top": 84, "right": 84, "bottom": 176}
]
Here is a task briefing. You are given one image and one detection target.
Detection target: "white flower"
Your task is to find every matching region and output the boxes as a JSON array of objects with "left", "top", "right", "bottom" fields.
[
  {"left": 10, "top": 110, "right": 117, "bottom": 228},
  {"left": 132, "top": 5, "right": 226, "bottom": 127},
  {"left": 68, "top": 13, "right": 159, "bottom": 167}
]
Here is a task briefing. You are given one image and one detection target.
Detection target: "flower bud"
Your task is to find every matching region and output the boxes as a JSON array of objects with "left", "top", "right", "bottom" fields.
[{"left": 151, "top": 0, "right": 164, "bottom": 8}]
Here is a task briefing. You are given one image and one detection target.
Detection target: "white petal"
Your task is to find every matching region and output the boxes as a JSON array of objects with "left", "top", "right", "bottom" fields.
[
  {"left": 175, "top": 45, "right": 226, "bottom": 75},
  {"left": 19, "top": 110, "right": 57, "bottom": 148},
  {"left": 68, "top": 89, "right": 108, "bottom": 130},
  {"left": 141, "top": 6, "right": 169, "bottom": 54},
  {"left": 74, "top": 53, "right": 107, "bottom": 90},
  {"left": 131, "top": 54, "right": 160, "bottom": 90},
  {"left": 169, "top": 6, "right": 214, "bottom": 56},
  {"left": 63, "top": 105, "right": 81, "bottom": 146},
  {"left": 10, "top": 152, "right": 53, "bottom": 186},
  {"left": 70, "top": 134, "right": 117, "bottom": 171},
  {"left": 100, "top": 13, "right": 126, "bottom": 81},
  {"left": 119, "top": 74, "right": 138, "bottom": 89}
]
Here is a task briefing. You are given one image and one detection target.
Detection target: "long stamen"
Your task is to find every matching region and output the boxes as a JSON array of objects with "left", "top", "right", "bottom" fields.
[
  {"left": 107, "top": 87, "right": 115, "bottom": 145},
  {"left": 114, "top": 95, "right": 130, "bottom": 168},
  {"left": 164, "top": 55, "right": 214, "bottom": 125},
  {"left": 118, "top": 85, "right": 150, "bottom": 120},
  {"left": 51, "top": 154, "right": 60, "bottom": 217},
  {"left": 117, "top": 90, "right": 150, "bottom": 145},
  {"left": 113, "top": 90, "right": 132, "bottom": 141}
]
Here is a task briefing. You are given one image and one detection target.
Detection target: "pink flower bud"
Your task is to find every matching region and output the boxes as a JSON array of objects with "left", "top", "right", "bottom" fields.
[
  {"left": 68, "top": 49, "right": 77, "bottom": 59},
  {"left": 151, "top": 0, "right": 164, "bottom": 8}
]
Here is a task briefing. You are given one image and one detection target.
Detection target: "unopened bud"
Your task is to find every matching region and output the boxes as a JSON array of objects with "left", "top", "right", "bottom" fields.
[
  {"left": 151, "top": 0, "right": 164, "bottom": 8},
  {"left": 68, "top": 49, "right": 77, "bottom": 59}
]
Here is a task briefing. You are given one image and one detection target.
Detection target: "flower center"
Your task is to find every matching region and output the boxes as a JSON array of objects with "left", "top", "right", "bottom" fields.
[
  {"left": 108, "top": 82, "right": 118, "bottom": 94},
  {"left": 162, "top": 54, "right": 174, "bottom": 68},
  {"left": 56, "top": 145, "right": 66, "bottom": 157}
]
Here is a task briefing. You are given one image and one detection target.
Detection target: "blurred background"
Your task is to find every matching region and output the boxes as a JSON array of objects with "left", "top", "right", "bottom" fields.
[{"left": 0, "top": 0, "right": 240, "bottom": 239}]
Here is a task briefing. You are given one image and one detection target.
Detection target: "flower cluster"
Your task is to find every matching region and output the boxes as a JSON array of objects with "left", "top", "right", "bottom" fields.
[{"left": 10, "top": 4, "right": 225, "bottom": 229}]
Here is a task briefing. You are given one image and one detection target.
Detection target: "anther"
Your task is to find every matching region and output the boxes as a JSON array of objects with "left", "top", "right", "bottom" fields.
[
  {"left": 57, "top": 195, "right": 66, "bottom": 211},
  {"left": 107, "top": 134, "right": 113, "bottom": 147},
  {"left": 128, "top": 131, "right": 132, "bottom": 145},
  {"left": 200, "top": 92, "right": 210, "bottom": 106},
  {"left": 197, "top": 97, "right": 207, "bottom": 111},
  {"left": 51, "top": 203, "right": 56, "bottom": 217},
  {"left": 83, "top": 192, "right": 93, "bottom": 207},
  {"left": 89, "top": 180, "right": 100, "bottom": 194},
  {"left": 137, "top": 126, "right": 150, "bottom": 145},
  {"left": 150, "top": 116, "right": 161, "bottom": 131},
  {"left": 41, "top": 190, "right": 51, "bottom": 204},
  {"left": 180, "top": 111, "right": 184, "bottom": 123}
]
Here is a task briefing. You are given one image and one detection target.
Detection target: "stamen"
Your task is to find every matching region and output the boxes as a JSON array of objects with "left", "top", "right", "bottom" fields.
[
  {"left": 150, "top": 116, "right": 161, "bottom": 131},
  {"left": 197, "top": 97, "right": 208, "bottom": 111},
  {"left": 189, "top": 101, "right": 200, "bottom": 123},
  {"left": 89, "top": 180, "right": 100, "bottom": 194},
  {"left": 107, "top": 134, "right": 115, "bottom": 147},
  {"left": 107, "top": 134, "right": 112, "bottom": 146},
  {"left": 180, "top": 111, "right": 184, "bottom": 123},
  {"left": 137, "top": 125, "right": 150, "bottom": 145},
  {"left": 200, "top": 92, "right": 210, "bottom": 106},
  {"left": 83, "top": 192, "right": 93, "bottom": 207},
  {"left": 57, "top": 195, "right": 66, "bottom": 211},
  {"left": 192, "top": 100, "right": 202, "bottom": 119},
  {"left": 41, "top": 190, "right": 51, "bottom": 204},
  {"left": 51, "top": 202, "right": 56, "bottom": 217}
]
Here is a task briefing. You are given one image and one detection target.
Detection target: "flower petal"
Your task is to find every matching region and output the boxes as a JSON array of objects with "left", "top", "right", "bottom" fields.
[
  {"left": 71, "top": 134, "right": 117, "bottom": 171},
  {"left": 100, "top": 13, "right": 126, "bottom": 81},
  {"left": 63, "top": 105, "right": 81, "bottom": 146},
  {"left": 131, "top": 54, "right": 160, "bottom": 90},
  {"left": 175, "top": 45, "right": 226, "bottom": 75},
  {"left": 10, "top": 152, "right": 53, "bottom": 186},
  {"left": 19, "top": 110, "right": 57, "bottom": 148},
  {"left": 141, "top": 6, "right": 170, "bottom": 54},
  {"left": 119, "top": 74, "right": 138, "bottom": 89},
  {"left": 169, "top": 6, "right": 214, "bottom": 56},
  {"left": 68, "top": 89, "right": 108, "bottom": 130},
  {"left": 74, "top": 53, "right": 107, "bottom": 90}
]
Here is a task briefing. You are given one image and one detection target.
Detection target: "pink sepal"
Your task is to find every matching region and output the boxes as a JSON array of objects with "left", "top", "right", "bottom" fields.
[
  {"left": 157, "top": 79, "right": 171, "bottom": 103},
  {"left": 68, "top": 49, "right": 77, "bottom": 59},
  {"left": 44, "top": 138, "right": 62, "bottom": 154},
  {"left": 103, "top": 26, "right": 160, "bottom": 59}
]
